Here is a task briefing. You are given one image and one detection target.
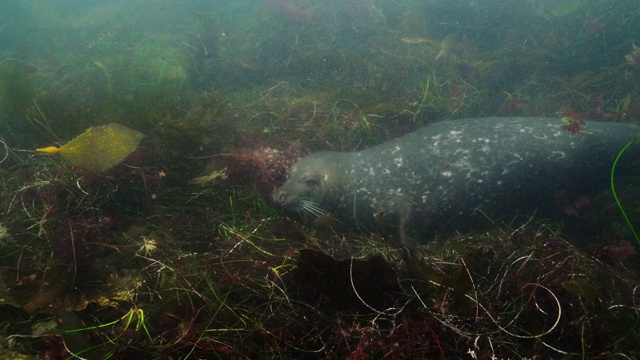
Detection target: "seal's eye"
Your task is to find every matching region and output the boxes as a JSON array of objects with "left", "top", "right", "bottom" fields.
[{"left": 305, "top": 179, "right": 318, "bottom": 187}]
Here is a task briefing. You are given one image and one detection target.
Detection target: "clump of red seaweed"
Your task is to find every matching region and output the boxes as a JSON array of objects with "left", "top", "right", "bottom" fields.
[
  {"left": 554, "top": 189, "right": 591, "bottom": 218},
  {"left": 265, "top": 0, "right": 311, "bottom": 22},
  {"left": 558, "top": 107, "right": 586, "bottom": 134},
  {"left": 230, "top": 145, "right": 301, "bottom": 195},
  {"left": 589, "top": 240, "right": 637, "bottom": 266},
  {"left": 499, "top": 95, "right": 526, "bottom": 116}
]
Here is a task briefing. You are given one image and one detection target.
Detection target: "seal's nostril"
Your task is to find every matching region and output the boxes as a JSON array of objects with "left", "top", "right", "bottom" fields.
[{"left": 275, "top": 191, "right": 287, "bottom": 203}]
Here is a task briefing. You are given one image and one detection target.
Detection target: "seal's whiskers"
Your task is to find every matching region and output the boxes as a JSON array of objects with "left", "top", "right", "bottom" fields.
[{"left": 298, "top": 200, "right": 327, "bottom": 217}]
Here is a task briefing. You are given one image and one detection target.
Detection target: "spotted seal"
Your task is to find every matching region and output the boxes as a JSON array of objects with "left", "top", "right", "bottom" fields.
[{"left": 273, "top": 117, "right": 639, "bottom": 244}]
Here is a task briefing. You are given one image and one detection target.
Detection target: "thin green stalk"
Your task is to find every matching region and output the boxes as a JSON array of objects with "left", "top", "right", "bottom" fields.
[
  {"left": 610, "top": 135, "right": 640, "bottom": 246},
  {"left": 412, "top": 76, "right": 430, "bottom": 122}
]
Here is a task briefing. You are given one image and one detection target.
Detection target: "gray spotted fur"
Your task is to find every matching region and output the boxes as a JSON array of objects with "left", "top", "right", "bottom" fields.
[{"left": 273, "top": 117, "right": 639, "bottom": 244}]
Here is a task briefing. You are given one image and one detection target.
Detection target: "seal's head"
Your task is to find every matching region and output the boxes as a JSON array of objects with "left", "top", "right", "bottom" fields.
[{"left": 272, "top": 151, "right": 345, "bottom": 218}]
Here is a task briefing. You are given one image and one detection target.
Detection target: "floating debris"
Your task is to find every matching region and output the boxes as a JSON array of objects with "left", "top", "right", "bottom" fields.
[{"left": 188, "top": 168, "right": 228, "bottom": 185}]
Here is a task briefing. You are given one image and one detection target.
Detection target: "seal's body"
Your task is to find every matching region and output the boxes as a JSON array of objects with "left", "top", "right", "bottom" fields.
[{"left": 273, "top": 117, "right": 639, "bottom": 244}]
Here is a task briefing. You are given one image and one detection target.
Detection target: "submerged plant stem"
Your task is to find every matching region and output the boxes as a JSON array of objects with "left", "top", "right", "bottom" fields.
[{"left": 610, "top": 135, "right": 640, "bottom": 245}]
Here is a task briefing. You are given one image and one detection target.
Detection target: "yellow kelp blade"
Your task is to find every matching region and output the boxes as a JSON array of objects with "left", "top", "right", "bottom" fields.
[
  {"left": 435, "top": 33, "right": 456, "bottom": 61},
  {"left": 36, "top": 123, "right": 145, "bottom": 172}
]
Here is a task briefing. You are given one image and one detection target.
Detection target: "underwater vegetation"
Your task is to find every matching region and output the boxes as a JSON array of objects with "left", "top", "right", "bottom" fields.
[
  {"left": 36, "top": 123, "right": 145, "bottom": 172},
  {"left": 0, "top": 0, "right": 639, "bottom": 358}
]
